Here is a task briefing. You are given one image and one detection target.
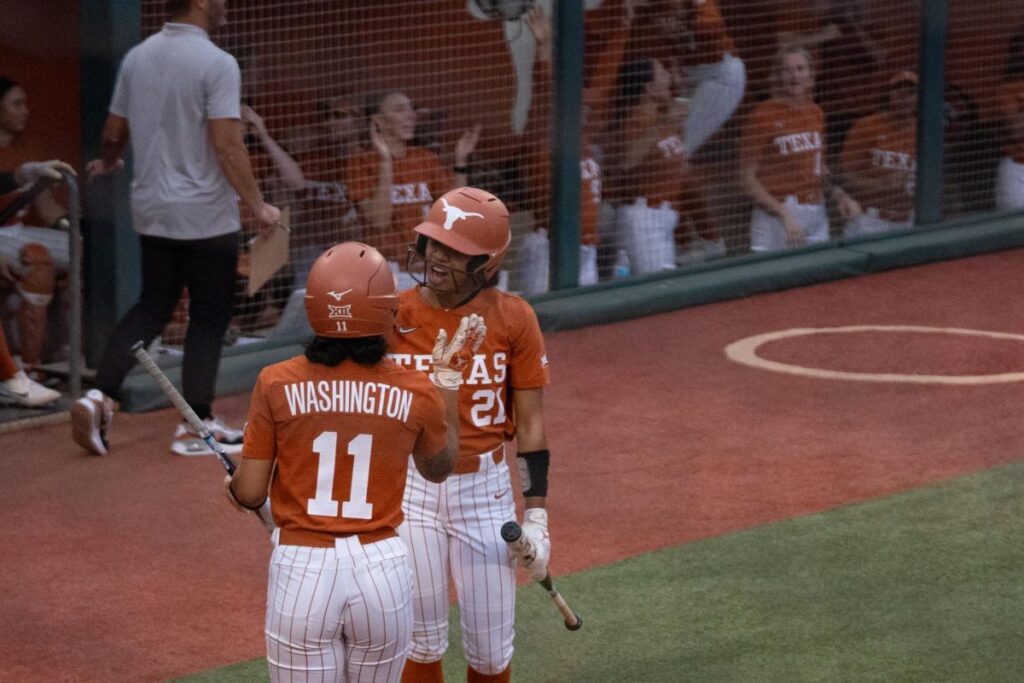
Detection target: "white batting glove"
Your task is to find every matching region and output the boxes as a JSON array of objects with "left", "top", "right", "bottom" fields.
[
  {"left": 430, "top": 313, "right": 486, "bottom": 390},
  {"left": 18, "top": 160, "right": 75, "bottom": 185},
  {"left": 519, "top": 507, "right": 551, "bottom": 582}
]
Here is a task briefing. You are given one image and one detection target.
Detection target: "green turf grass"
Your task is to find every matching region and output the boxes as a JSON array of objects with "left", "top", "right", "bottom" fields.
[{"left": 172, "top": 460, "right": 1024, "bottom": 682}]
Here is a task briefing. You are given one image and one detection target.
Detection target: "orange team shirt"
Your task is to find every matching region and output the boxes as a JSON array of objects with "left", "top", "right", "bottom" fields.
[
  {"left": 740, "top": 99, "right": 825, "bottom": 204},
  {"left": 996, "top": 79, "right": 1024, "bottom": 162},
  {"left": 388, "top": 287, "right": 550, "bottom": 460},
  {"left": 620, "top": 109, "right": 688, "bottom": 207},
  {"left": 294, "top": 147, "right": 362, "bottom": 245},
  {"left": 346, "top": 147, "right": 452, "bottom": 262},
  {"left": 840, "top": 112, "right": 916, "bottom": 219},
  {"left": 242, "top": 355, "right": 448, "bottom": 536}
]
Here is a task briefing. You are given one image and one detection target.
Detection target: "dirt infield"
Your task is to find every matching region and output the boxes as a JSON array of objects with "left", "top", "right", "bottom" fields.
[{"left": 3, "top": 249, "right": 1024, "bottom": 681}]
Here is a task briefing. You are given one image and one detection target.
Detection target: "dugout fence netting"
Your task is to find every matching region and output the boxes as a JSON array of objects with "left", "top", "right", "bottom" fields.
[{"left": 135, "top": 0, "right": 1021, "bottom": 350}]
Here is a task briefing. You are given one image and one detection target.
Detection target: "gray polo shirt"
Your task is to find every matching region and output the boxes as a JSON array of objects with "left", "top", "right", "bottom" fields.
[{"left": 110, "top": 23, "right": 242, "bottom": 239}]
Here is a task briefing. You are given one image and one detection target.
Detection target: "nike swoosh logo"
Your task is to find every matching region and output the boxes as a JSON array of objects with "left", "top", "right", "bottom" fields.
[
  {"left": 493, "top": 489, "right": 509, "bottom": 499},
  {"left": 398, "top": 326, "right": 419, "bottom": 334}
]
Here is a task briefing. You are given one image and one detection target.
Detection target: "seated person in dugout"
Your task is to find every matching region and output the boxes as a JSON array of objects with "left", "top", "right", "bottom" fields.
[
  {"left": 740, "top": 46, "right": 860, "bottom": 252},
  {"left": 0, "top": 160, "right": 71, "bottom": 407},
  {"left": 0, "top": 77, "right": 74, "bottom": 375},
  {"left": 840, "top": 71, "right": 918, "bottom": 238}
]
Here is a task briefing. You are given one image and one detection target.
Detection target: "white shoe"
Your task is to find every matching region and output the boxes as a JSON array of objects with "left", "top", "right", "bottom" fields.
[
  {"left": 171, "top": 415, "right": 244, "bottom": 456},
  {"left": 71, "top": 389, "right": 115, "bottom": 455},
  {"left": 0, "top": 370, "right": 61, "bottom": 407},
  {"left": 677, "top": 237, "right": 727, "bottom": 266}
]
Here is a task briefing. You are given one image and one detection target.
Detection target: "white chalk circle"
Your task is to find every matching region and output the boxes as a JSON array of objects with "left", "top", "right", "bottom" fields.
[{"left": 724, "top": 325, "right": 1024, "bottom": 385}]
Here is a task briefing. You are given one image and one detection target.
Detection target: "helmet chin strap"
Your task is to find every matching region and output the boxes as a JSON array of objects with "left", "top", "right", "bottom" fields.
[{"left": 406, "top": 247, "right": 487, "bottom": 309}]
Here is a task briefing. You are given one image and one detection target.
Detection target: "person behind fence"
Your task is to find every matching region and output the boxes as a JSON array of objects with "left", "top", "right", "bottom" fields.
[
  {"left": 607, "top": 57, "right": 689, "bottom": 274},
  {"left": 345, "top": 90, "right": 481, "bottom": 291},
  {"left": 629, "top": 0, "right": 746, "bottom": 165},
  {"left": 840, "top": 71, "right": 918, "bottom": 238},
  {"left": 740, "top": 45, "right": 860, "bottom": 252},
  {"left": 0, "top": 76, "right": 74, "bottom": 376},
  {"left": 224, "top": 241, "right": 480, "bottom": 683},
  {"left": 516, "top": 5, "right": 602, "bottom": 294},
  {"left": 0, "top": 160, "right": 70, "bottom": 407},
  {"left": 995, "top": 30, "right": 1024, "bottom": 211},
  {"left": 390, "top": 187, "right": 553, "bottom": 683},
  {"left": 73, "top": 0, "right": 281, "bottom": 457}
]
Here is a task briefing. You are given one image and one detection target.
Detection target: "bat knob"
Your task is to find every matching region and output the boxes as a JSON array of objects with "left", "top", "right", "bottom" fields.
[
  {"left": 500, "top": 520, "right": 522, "bottom": 543},
  {"left": 565, "top": 614, "right": 583, "bottom": 631}
]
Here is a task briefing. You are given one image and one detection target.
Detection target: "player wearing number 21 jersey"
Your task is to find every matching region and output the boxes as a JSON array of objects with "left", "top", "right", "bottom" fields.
[
  {"left": 227, "top": 242, "right": 485, "bottom": 683},
  {"left": 390, "top": 187, "right": 553, "bottom": 683}
]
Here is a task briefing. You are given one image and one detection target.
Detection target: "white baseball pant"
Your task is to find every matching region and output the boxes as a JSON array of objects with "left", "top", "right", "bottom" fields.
[
  {"left": 517, "top": 228, "right": 598, "bottom": 295},
  {"left": 995, "top": 157, "right": 1024, "bottom": 211},
  {"left": 399, "top": 447, "right": 517, "bottom": 676},
  {"left": 842, "top": 208, "right": 913, "bottom": 239},
  {"left": 264, "top": 533, "right": 413, "bottom": 683},
  {"left": 750, "top": 197, "right": 830, "bottom": 252},
  {"left": 0, "top": 223, "right": 71, "bottom": 272},
  {"left": 615, "top": 198, "right": 679, "bottom": 275},
  {"left": 684, "top": 53, "right": 747, "bottom": 157}
]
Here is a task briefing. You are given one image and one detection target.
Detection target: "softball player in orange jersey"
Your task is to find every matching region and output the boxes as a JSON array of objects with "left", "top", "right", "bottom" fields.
[
  {"left": 389, "top": 187, "right": 552, "bottom": 683},
  {"left": 840, "top": 71, "right": 918, "bottom": 237},
  {"left": 227, "top": 242, "right": 485, "bottom": 683},
  {"left": 740, "top": 45, "right": 860, "bottom": 251}
]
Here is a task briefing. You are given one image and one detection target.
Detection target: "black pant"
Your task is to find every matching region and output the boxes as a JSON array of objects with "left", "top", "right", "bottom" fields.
[{"left": 96, "top": 232, "right": 239, "bottom": 419}]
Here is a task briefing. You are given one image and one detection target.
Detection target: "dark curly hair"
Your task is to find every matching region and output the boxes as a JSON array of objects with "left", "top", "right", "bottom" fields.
[{"left": 304, "top": 335, "right": 389, "bottom": 367}]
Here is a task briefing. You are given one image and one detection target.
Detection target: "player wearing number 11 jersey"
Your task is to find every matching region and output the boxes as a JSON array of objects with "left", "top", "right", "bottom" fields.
[
  {"left": 227, "top": 242, "right": 483, "bottom": 683},
  {"left": 390, "top": 187, "right": 553, "bottom": 683}
]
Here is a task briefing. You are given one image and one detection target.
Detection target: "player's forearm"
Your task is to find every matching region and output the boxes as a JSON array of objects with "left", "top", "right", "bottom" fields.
[
  {"left": 741, "top": 165, "right": 785, "bottom": 214},
  {"left": 100, "top": 117, "right": 129, "bottom": 168},
  {"left": 417, "top": 389, "right": 459, "bottom": 483},
  {"left": 215, "top": 138, "right": 266, "bottom": 214},
  {"left": 364, "top": 166, "right": 394, "bottom": 233},
  {"left": 258, "top": 132, "right": 305, "bottom": 190},
  {"left": 34, "top": 190, "right": 66, "bottom": 226}
]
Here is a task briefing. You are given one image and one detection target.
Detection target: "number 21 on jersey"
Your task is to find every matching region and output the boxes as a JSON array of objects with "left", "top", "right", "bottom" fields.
[{"left": 307, "top": 431, "right": 373, "bottom": 520}]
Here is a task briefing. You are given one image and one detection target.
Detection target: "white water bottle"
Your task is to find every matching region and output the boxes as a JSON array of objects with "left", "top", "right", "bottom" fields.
[{"left": 613, "top": 249, "right": 631, "bottom": 279}]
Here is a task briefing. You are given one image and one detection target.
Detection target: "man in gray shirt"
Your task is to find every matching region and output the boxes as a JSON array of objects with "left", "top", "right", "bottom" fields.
[{"left": 73, "top": 0, "right": 281, "bottom": 457}]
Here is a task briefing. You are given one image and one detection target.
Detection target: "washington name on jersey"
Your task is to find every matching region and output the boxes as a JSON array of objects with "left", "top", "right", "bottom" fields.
[{"left": 281, "top": 379, "right": 414, "bottom": 422}]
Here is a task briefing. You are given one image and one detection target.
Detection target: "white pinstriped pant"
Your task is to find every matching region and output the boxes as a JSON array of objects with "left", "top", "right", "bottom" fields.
[
  {"left": 399, "top": 449, "right": 517, "bottom": 675},
  {"left": 265, "top": 533, "right": 412, "bottom": 683}
]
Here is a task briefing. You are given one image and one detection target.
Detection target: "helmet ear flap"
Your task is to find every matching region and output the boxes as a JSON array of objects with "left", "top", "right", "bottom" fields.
[{"left": 415, "top": 234, "right": 429, "bottom": 257}]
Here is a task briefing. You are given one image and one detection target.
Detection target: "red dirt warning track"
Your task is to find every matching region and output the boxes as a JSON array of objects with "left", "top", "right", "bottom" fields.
[{"left": 4, "top": 249, "right": 1024, "bottom": 681}]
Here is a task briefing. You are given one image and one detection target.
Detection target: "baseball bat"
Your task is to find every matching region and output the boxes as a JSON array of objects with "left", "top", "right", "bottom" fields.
[
  {"left": 501, "top": 520, "right": 582, "bottom": 631},
  {"left": 130, "top": 341, "right": 276, "bottom": 533}
]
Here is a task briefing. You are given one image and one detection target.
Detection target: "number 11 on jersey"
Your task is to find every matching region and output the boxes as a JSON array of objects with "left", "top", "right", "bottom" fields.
[{"left": 308, "top": 431, "right": 374, "bottom": 520}]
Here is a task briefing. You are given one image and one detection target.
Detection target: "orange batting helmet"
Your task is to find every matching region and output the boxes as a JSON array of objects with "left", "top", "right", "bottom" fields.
[
  {"left": 412, "top": 186, "right": 511, "bottom": 282},
  {"left": 304, "top": 242, "right": 398, "bottom": 338}
]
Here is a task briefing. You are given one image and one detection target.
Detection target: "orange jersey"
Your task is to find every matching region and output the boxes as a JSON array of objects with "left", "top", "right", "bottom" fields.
[
  {"left": 996, "top": 79, "right": 1024, "bottom": 162},
  {"left": 740, "top": 99, "right": 825, "bottom": 203},
  {"left": 620, "top": 108, "right": 688, "bottom": 206},
  {"left": 346, "top": 147, "right": 452, "bottom": 262},
  {"left": 242, "top": 355, "right": 448, "bottom": 537},
  {"left": 840, "top": 112, "right": 917, "bottom": 218},
  {"left": 389, "top": 287, "right": 550, "bottom": 460}
]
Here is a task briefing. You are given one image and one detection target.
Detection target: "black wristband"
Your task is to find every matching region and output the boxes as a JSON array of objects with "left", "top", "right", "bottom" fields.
[
  {"left": 517, "top": 449, "right": 550, "bottom": 498},
  {"left": 453, "top": 165, "right": 470, "bottom": 174}
]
